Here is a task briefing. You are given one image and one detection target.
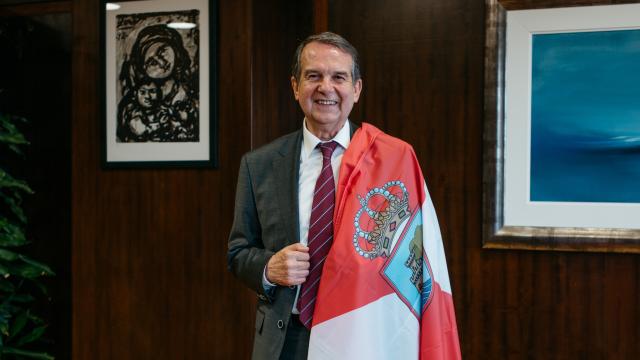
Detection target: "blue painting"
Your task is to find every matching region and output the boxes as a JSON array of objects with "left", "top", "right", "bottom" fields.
[{"left": 530, "top": 29, "right": 640, "bottom": 203}]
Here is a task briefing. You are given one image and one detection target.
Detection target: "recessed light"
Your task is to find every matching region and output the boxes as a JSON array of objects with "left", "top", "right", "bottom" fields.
[{"left": 167, "top": 22, "right": 197, "bottom": 30}]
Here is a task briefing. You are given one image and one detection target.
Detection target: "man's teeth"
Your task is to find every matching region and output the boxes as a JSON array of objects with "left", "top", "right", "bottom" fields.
[{"left": 316, "top": 100, "right": 337, "bottom": 105}]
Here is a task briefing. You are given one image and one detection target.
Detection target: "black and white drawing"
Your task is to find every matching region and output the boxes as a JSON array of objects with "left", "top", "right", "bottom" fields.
[{"left": 115, "top": 11, "right": 199, "bottom": 142}]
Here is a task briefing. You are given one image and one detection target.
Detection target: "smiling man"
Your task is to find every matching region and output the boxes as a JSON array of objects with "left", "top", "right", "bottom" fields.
[
  {"left": 228, "top": 32, "right": 362, "bottom": 360},
  {"left": 290, "top": 40, "right": 362, "bottom": 140},
  {"left": 228, "top": 32, "right": 460, "bottom": 360}
]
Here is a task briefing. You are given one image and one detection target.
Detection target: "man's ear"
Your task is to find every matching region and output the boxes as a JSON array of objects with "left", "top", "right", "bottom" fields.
[
  {"left": 291, "top": 76, "right": 299, "bottom": 100},
  {"left": 353, "top": 78, "right": 363, "bottom": 103}
]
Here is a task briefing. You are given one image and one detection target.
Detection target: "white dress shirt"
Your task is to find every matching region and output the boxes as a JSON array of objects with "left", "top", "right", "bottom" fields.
[
  {"left": 298, "top": 120, "right": 350, "bottom": 248},
  {"left": 263, "top": 119, "right": 351, "bottom": 313}
]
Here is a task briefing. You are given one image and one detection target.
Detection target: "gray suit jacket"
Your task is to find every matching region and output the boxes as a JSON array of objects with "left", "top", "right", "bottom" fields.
[{"left": 228, "top": 122, "right": 357, "bottom": 360}]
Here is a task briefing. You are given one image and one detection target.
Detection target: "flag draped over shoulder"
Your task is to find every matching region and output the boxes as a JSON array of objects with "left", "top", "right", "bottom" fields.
[{"left": 308, "top": 123, "right": 461, "bottom": 360}]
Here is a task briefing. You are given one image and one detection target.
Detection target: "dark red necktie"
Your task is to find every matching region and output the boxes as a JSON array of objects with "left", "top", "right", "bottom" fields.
[{"left": 298, "top": 141, "right": 339, "bottom": 329}]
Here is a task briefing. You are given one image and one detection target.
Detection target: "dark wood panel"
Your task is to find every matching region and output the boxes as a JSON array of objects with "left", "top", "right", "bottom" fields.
[
  {"left": 328, "top": 0, "right": 640, "bottom": 359},
  {"left": 251, "top": 0, "right": 312, "bottom": 148},
  {"left": 312, "top": 0, "right": 328, "bottom": 33},
  {"left": 70, "top": 0, "right": 99, "bottom": 358},
  {"left": 0, "top": 0, "right": 69, "bottom": 16},
  {"left": 72, "top": 0, "right": 257, "bottom": 359}
]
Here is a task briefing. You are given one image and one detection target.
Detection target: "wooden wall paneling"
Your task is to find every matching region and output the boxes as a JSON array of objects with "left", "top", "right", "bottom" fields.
[
  {"left": 327, "top": 0, "right": 640, "bottom": 359},
  {"left": 604, "top": 256, "right": 639, "bottom": 358},
  {"left": 586, "top": 255, "right": 606, "bottom": 357},
  {"left": 72, "top": 0, "right": 258, "bottom": 358},
  {"left": 312, "top": 0, "right": 328, "bottom": 33},
  {"left": 215, "top": 0, "right": 255, "bottom": 358},
  {"left": 71, "top": 0, "right": 99, "bottom": 358},
  {"left": 251, "top": 0, "right": 312, "bottom": 148},
  {"left": 0, "top": 0, "right": 69, "bottom": 16}
]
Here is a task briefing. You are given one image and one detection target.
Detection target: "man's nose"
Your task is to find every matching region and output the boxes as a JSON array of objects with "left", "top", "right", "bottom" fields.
[{"left": 317, "top": 76, "right": 333, "bottom": 92}]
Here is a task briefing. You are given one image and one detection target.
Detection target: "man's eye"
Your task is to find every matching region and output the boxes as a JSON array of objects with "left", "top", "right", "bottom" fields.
[{"left": 306, "top": 74, "right": 320, "bottom": 80}]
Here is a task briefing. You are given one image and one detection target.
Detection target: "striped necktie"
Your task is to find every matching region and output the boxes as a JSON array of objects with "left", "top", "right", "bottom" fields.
[{"left": 298, "top": 141, "right": 339, "bottom": 329}]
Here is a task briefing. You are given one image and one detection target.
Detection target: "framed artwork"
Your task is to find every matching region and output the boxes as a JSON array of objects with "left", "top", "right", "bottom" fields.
[
  {"left": 483, "top": 0, "right": 640, "bottom": 252},
  {"left": 101, "top": 0, "right": 218, "bottom": 168}
]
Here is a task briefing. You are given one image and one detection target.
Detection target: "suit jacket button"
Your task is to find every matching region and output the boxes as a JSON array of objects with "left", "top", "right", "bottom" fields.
[{"left": 277, "top": 320, "right": 284, "bottom": 329}]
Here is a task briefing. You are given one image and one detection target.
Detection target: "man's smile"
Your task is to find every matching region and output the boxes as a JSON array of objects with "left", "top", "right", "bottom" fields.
[{"left": 314, "top": 99, "right": 338, "bottom": 105}]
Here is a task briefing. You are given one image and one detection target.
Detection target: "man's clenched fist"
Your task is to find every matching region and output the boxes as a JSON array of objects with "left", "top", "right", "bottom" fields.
[{"left": 266, "top": 243, "right": 310, "bottom": 286}]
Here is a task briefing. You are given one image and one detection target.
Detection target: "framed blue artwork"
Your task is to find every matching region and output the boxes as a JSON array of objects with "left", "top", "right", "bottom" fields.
[
  {"left": 531, "top": 29, "right": 640, "bottom": 204},
  {"left": 483, "top": 0, "right": 640, "bottom": 252}
]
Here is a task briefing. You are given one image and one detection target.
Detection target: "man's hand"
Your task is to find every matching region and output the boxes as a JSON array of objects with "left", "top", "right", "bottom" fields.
[{"left": 266, "top": 243, "right": 310, "bottom": 286}]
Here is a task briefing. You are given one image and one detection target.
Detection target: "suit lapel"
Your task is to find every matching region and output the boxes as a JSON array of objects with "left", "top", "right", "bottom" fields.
[
  {"left": 272, "top": 131, "right": 302, "bottom": 246},
  {"left": 271, "top": 122, "right": 357, "bottom": 248}
]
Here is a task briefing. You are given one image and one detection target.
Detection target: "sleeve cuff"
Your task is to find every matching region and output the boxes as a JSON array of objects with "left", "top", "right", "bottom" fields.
[{"left": 262, "top": 265, "right": 276, "bottom": 289}]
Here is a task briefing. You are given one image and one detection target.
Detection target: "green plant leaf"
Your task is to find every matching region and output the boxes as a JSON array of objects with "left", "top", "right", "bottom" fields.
[
  {"left": 8, "top": 310, "right": 28, "bottom": 340},
  {"left": 0, "top": 132, "right": 28, "bottom": 146},
  {"left": 14, "top": 324, "right": 47, "bottom": 346},
  {"left": 17, "top": 256, "right": 54, "bottom": 277},
  {"left": 5, "top": 262, "right": 36, "bottom": 280},
  {"left": 0, "top": 169, "right": 33, "bottom": 194},
  {"left": 0, "top": 319, "right": 9, "bottom": 336},
  {"left": 8, "top": 263, "right": 41, "bottom": 279},
  {"left": 0, "top": 248, "right": 19, "bottom": 261},
  {"left": 0, "top": 217, "right": 27, "bottom": 247},
  {"left": 2, "top": 192, "right": 27, "bottom": 224},
  {"left": 0, "top": 113, "right": 29, "bottom": 151},
  {"left": 0, "top": 112, "right": 54, "bottom": 358},
  {"left": 0, "top": 132, "right": 28, "bottom": 147},
  {"left": 10, "top": 294, "right": 35, "bottom": 304},
  {"left": 25, "top": 312, "right": 43, "bottom": 325},
  {"left": 1, "top": 346, "right": 54, "bottom": 360},
  {"left": 0, "top": 312, "right": 10, "bottom": 335}
]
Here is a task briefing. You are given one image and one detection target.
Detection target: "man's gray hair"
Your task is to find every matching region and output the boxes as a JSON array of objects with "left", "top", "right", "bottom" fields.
[{"left": 291, "top": 32, "right": 361, "bottom": 83}]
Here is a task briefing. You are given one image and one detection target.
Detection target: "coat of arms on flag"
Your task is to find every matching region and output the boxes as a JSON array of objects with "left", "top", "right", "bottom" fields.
[{"left": 352, "top": 180, "right": 435, "bottom": 318}]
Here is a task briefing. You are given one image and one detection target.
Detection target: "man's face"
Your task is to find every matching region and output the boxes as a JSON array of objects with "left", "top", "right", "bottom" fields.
[{"left": 291, "top": 42, "right": 362, "bottom": 134}]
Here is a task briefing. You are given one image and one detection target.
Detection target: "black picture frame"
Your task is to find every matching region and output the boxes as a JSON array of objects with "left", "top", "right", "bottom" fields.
[{"left": 101, "top": 0, "right": 218, "bottom": 168}]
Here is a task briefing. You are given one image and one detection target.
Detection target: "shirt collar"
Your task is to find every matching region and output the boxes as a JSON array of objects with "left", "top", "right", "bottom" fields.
[{"left": 302, "top": 119, "right": 351, "bottom": 159}]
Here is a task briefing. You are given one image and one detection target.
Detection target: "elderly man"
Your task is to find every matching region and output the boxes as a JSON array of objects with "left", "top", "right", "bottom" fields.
[{"left": 228, "top": 32, "right": 460, "bottom": 360}]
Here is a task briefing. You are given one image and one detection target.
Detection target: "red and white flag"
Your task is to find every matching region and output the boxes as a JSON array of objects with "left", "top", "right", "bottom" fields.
[{"left": 308, "top": 123, "right": 461, "bottom": 360}]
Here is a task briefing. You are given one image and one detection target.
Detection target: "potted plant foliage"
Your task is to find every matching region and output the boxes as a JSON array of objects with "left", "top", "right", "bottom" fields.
[{"left": 0, "top": 112, "right": 54, "bottom": 359}]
